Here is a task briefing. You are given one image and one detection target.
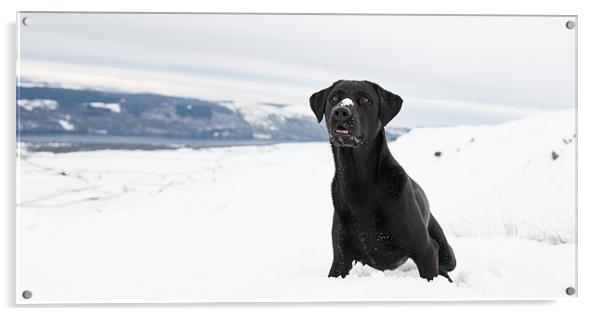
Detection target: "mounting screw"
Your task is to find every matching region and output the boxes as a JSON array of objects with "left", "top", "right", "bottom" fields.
[
  {"left": 22, "top": 16, "right": 31, "bottom": 26},
  {"left": 22, "top": 290, "right": 32, "bottom": 299},
  {"left": 565, "top": 20, "right": 575, "bottom": 30},
  {"left": 565, "top": 286, "right": 576, "bottom": 296}
]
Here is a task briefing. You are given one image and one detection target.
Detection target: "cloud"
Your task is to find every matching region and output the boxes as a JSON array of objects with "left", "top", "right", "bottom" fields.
[
  {"left": 410, "top": 96, "right": 544, "bottom": 118},
  {"left": 18, "top": 13, "right": 576, "bottom": 126},
  {"left": 19, "top": 59, "right": 314, "bottom": 104}
]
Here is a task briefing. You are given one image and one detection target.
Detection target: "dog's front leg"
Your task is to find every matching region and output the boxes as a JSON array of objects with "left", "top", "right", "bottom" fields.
[
  {"left": 328, "top": 212, "right": 354, "bottom": 278},
  {"left": 411, "top": 238, "right": 440, "bottom": 282},
  {"left": 397, "top": 183, "right": 441, "bottom": 281}
]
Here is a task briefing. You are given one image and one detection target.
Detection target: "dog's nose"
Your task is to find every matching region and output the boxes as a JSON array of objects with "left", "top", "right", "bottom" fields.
[{"left": 332, "top": 106, "right": 352, "bottom": 122}]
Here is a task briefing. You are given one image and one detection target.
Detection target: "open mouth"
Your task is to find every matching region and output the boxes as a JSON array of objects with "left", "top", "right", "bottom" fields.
[
  {"left": 330, "top": 121, "right": 362, "bottom": 147},
  {"left": 334, "top": 125, "right": 350, "bottom": 135}
]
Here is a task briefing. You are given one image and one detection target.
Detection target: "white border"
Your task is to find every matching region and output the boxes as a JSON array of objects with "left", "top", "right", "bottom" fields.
[{"left": 3, "top": 0, "right": 602, "bottom": 315}]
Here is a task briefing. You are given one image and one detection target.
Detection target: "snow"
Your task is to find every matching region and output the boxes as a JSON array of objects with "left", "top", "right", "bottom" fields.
[
  {"left": 253, "top": 133, "right": 273, "bottom": 140},
  {"left": 225, "top": 101, "right": 304, "bottom": 131},
  {"left": 89, "top": 102, "right": 121, "bottom": 113},
  {"left": 390, "top": 109, "right": 576, "bottom": 243},
  {"left": 340, "top": 98, "right": 354, "bottom": 106},
  {"left": 57, "top": 119, "right": 74, "bottom": 131},
  {"left": 17, "top": 99, "right": 58, "bottom": 111},
  {"left": 16, "top": 109, "right": 575, "bottom": 303}
]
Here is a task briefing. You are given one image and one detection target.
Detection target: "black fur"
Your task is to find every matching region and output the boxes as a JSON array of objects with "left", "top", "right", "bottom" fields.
[{"left": 309, "top": 80, "right": 456, "bottom": 282}]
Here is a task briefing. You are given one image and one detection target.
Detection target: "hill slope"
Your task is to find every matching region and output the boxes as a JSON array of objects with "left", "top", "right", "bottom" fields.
[{"left": 390, "top": 109, "right": 576, "bottom": 243}]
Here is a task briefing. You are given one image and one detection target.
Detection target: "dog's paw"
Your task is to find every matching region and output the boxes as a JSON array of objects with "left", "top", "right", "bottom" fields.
[
  {"left": 419, "top": 270, "right": 437, "bottom": 282},
  {"left": 328, "top": 268, "right": 349, "bottom": 278},
  {"left": 328, "top": 263, "right": 351, "bottom": 278},
  {"left": 416, "top": 260, "right": 438, "bottom": 281},
  {"left": 415, "top": 249, "right": 439, "bottom": 282}
]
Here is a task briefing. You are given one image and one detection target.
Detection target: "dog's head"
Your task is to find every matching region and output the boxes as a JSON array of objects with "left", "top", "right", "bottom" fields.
[{"left": 309, "top": 80, "right": 403, "bottom": 147}]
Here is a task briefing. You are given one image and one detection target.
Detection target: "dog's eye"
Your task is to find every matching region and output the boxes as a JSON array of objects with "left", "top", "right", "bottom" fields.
[
  {"left": 330, "top": 95, "right": 339, "bottom": 103},
  {"left": 360, "top": 96, "right": 370, "bottom": 104}
]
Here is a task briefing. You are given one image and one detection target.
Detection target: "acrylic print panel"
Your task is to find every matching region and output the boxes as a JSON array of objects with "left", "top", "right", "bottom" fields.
[{"left": 16, "top": 13, "right": 576, "bottom": 303}]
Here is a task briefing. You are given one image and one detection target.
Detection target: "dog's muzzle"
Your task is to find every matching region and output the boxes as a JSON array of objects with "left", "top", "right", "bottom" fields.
[{"left": 329, "top": 100, "right": 362, "bottom": 147}]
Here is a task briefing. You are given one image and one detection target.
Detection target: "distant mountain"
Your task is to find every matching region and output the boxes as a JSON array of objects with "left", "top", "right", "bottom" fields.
[
  {"left": 224, "top": 101, "right": 329, "bottom": 141},
  {"left": 16, "top": 86, "right": 328, "bottom": 142},
  {"left": 16, "top": 85, "right": 409, "bottom": 149}
]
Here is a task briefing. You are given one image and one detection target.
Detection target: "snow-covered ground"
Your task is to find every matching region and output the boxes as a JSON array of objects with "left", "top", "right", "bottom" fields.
[
  {"left": 88, "top": 102, "right": 122, "bottom": 113},
  {"left": 17, "top": 99, "right": 59, "bottom": 111},
  {"left": 16, "top": 109, "right": 576, "bottom": 303}
]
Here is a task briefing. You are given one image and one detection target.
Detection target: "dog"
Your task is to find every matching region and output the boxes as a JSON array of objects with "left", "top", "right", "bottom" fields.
[{"left": 309, "top": 80, "right": 456, "bottom": 282}]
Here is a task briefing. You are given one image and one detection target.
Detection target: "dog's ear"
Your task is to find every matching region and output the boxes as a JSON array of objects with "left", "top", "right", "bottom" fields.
[
  {"left": 309, "top": 80, "right": 341, "bottom": 123},
  {"left": 370, "top": 82, "right": 403, "bottom": 126}
]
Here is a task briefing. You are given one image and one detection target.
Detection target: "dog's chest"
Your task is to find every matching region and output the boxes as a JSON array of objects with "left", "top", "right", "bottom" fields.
[
  {"left": 348, "top": 223, "right": 409, "bottom": 269},
  {"left": 352, "top": 227, "right": 408, "bottom": 270},
  {"left": 352, "top": 229, "right": 399, "bottom": 250},
  {"left": 333, "top": 174, "right": 409, "bottom": 268}
]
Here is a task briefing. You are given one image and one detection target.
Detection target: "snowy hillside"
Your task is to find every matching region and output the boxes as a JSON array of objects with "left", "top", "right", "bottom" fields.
[
  {"left": 221, "top": 101, "right": 327, "bottom": 141},
  {"left": 390, "top": 109, "right": 576, "bottom": 243},
  {"left": 17, "top": 109, "right": 575, "bottom": 302}
]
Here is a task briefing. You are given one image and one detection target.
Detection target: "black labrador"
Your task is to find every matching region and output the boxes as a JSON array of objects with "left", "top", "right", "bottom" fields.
[{"left": 309, "top": 80, "right": 456, "bottom": 282}]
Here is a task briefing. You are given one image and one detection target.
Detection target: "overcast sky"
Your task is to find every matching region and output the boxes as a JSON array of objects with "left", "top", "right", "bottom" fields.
[{"left": 18, "top": 13, "right": 576, "bottom": 126}]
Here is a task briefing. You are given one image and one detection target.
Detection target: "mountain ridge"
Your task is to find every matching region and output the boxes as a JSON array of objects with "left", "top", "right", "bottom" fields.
[{"left": 17, "top": 85, "right": 329, "bottom": 142}]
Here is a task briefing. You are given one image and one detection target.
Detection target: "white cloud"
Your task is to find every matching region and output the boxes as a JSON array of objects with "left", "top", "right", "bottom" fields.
[
  {"left": 410, "top": 96, "right": 544, "bottom": 118},
  {"left": 20, "top": 59, "right": 314, "bottom": 106},
  {"left": 18, "top": 13, "right": 576, "bottom": 126}
]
